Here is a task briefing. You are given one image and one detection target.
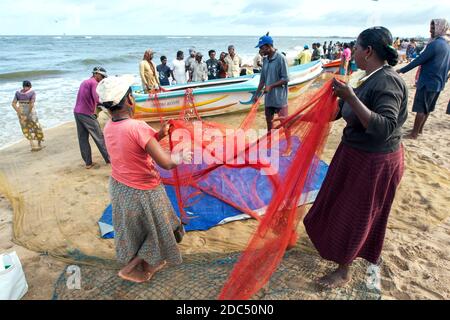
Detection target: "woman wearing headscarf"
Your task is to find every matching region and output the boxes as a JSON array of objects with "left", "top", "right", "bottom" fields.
[
  {"left": 398, "top": 19, "right": 450, "bottom": 139},
  {"left": 303, "top": 26, "right": 408, "bottom": 288},
  {"left": 98, "top": 75, "right": 192, "bottom": 283},
  {"left": 11, "top": 80, "right": 45, "bottom": 151},
  {"left": 139, "top": 49, "right": 160, "bottom": 93}
]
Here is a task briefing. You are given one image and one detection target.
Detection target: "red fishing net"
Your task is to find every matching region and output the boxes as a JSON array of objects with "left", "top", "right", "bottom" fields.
[{"left": 149, "top": 78, "right": 338, "bottom": 300}]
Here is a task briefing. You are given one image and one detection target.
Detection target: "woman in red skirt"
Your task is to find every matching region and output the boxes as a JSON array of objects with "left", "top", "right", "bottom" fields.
[{"left": 304, "top": 26, "right": 408, "bottom": 288}]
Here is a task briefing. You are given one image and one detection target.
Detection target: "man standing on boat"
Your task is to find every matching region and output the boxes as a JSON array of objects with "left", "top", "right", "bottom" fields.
[
  {"left": 254, "top": 34, "right": 292, "bottom": 155},
  {"left": 225, "top": 45, "right": 243, "bottom": 78},
  {"left": 73, "top": 67, "right": 110, "bottom": 169}
]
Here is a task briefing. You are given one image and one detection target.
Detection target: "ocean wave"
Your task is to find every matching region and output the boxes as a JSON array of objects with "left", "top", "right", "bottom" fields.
[
  {"left": 69, "top": 54, "right": 140, "bottom": 66},
  {"left": 0, "top": 70, "right": 67, "bottom": 81},
  {"left": 166, "top": 36, "right": 192, "bottom": 39}
]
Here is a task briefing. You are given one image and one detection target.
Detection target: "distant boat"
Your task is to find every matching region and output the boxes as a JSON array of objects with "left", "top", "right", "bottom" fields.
[
  {"left": 132, "top": 60, "right": 323, "bottom": 122},
  {"left": 322, "top": 59, "right": 341, "bottom": 74}
]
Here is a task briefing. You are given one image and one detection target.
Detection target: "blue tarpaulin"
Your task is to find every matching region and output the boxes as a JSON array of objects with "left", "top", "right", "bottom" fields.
[
  {"left": 98, "top": 137, "right": 329, "bottom": 238},
  {"left": 98, "top": 160, "right": 328, "bottom": 238}
]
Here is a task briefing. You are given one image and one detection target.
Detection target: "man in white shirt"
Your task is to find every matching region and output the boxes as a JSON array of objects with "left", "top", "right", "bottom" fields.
[
  {"left": 190, "top": 52, "right": 208, "bottom": 82},
  {"left": 171, "top": 50, "right": 187, "bottom": 85},
  {"left": 224, "top": 45, "right": 243, "bottom": 78}
]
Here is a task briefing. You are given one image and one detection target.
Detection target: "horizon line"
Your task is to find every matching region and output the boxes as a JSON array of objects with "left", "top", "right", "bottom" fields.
[{"left": 0, "top": 34, "right": 429, "bottom": 38}]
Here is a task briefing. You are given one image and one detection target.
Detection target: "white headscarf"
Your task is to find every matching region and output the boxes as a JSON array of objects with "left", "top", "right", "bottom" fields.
[{"left": 97, "top": 75, "right": 136, "bottom": 107}]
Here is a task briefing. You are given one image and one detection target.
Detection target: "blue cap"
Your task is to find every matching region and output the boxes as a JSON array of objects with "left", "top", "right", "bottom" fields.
[
  {"left": 304, "top": 44, "right": 309, "bottom": 49},
  {"left": 256, "top": 35, "right": 273, "bottom": 48}
]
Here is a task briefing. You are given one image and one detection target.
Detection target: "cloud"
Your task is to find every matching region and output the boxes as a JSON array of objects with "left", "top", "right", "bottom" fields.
[{"left": 0, "top": 0, "right": 448, "bottom": 36}]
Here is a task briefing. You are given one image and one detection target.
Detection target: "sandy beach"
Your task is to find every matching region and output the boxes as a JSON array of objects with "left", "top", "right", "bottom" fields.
[{"left": 0, "top": 68, "right": 449, "bottom": 300}]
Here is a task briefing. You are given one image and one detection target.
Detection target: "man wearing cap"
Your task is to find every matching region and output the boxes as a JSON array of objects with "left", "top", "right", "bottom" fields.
[
  {"left": 190, "top": 52, "right": 208, "bottom": 82},
  {"left": 73, "top": 67, "right": 110, "bottom": 169},
  {"left": 297, "top": 45, "right": 312, "bottom": 65},
  {"left": 254, "top": 35, "right": 291, "bottom": 155},
  {"left": 224, "top": 45, "right": 243, "bottom": 78}
]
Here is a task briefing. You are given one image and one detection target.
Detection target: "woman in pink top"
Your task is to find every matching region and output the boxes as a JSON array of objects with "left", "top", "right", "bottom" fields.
[
  {"left": 98, "top": 75, "right": 192, "bottom": 283},
  {"left": 340, "top": 43, "right": 352, "bottom": 76}
]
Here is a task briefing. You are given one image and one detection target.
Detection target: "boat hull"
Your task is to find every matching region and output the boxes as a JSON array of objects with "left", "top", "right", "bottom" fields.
[{"left": 133, "top": 61, "right": 322, "bottom": 122}]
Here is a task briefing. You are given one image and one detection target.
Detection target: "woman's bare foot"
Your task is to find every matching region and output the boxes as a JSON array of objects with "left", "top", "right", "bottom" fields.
[
  {"left": 118, "top": 269, "right": 150, "bottom": 283},
  {"left": 403, "top": 132, "right": 418, "bottom": 140},
  {"left": 318, "top": 265, "right": 352, "bottom": 289},
  {"left": 142, "top": 261, "right": 167, "bottom": 280},
  {"left": 118, "top": 257, "right": 150, "bottom": 283}
]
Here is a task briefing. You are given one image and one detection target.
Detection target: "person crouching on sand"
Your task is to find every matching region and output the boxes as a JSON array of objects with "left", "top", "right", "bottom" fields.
[
  {"left": 303, "top": 26, "right": 408, "bottom": 289},
  {"left": 98, "top": 75, "right": 192, "bottom": 283},
  {"left": 11, "top": 80, "right": 45, "bottom": 152}
]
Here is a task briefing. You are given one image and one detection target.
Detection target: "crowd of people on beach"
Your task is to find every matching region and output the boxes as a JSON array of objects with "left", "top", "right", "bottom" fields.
[
  {"left": 8, "top": 18, "right": 450, "bottom": 291},
  {"left": 139, "top": 45, "right": 251, "bottom": 92},
  {"left": 296, "top": 41, "right": 359, "bottom": 76}
]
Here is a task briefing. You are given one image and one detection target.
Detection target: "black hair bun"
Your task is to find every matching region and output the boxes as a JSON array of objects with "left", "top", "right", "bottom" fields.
[{"left": 384, "top": 45, "right": 399, "bottom": 66}]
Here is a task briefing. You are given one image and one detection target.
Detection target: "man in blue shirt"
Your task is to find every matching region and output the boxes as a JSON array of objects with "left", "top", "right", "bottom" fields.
[
  {"left": 157, "top": 56, "right": 171, "bottom": 86},
  {"left": 398, "top": 19, "right": 450, "bottom": 139},
  {"left": 254, "top": 34, "right": 291, "bottom": 155}
]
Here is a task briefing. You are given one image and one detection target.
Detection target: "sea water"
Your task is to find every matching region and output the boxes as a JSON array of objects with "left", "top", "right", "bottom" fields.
[{"left": 0, "top": 35, "right": 354, "bottom": 148}]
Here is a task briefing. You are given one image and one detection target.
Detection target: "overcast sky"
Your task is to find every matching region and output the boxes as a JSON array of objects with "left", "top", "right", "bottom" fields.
[{"left": 1, "top": 0, "right": 448, "bottom": 37}]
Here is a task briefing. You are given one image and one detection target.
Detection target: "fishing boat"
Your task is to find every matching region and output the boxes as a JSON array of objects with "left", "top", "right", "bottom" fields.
[
  {"left": 133, "top": 60, "right": 323, "bottom": 122},
  {"left": 322, "top": 59, "right": 341, "bottom": 74}
]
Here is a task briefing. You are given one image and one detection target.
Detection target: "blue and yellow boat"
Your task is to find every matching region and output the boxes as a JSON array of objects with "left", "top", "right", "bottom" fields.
[{"left": 133, "top": 60, "right": 322, "bottom": 122}]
